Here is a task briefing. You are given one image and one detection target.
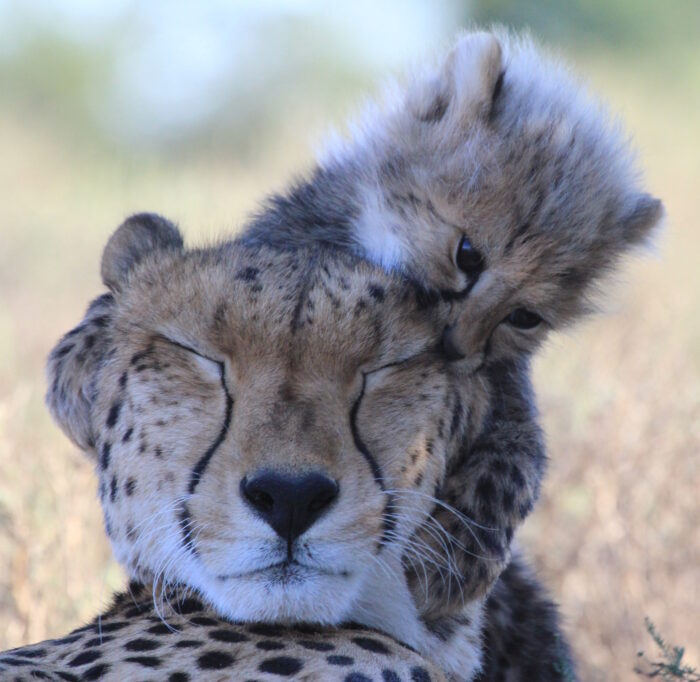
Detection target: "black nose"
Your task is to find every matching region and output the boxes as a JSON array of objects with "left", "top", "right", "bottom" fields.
[{"left": 241, "top": 471, "right": 339, "bottom": 542}]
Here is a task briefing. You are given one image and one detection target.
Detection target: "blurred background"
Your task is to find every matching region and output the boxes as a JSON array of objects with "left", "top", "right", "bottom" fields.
[{"left": 0, "top": 0, "right": 697, "bottom": 678}]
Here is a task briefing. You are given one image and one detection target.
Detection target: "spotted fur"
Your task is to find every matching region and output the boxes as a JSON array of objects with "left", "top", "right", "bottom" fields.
[
  {"left": 7, "top": 29, "right": 663, "bottom": 681},
  {"left": 0, "top": 581, "right": 446, "bottom": 681},
  {"left": 240, "top": 27, "right": 662, "bottom": 624},
  {"left": 28, "top": 213, "right": 579, "bottom": 679}
]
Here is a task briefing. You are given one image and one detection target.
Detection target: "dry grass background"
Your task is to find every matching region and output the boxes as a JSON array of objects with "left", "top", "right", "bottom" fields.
[{"left": 0, "top": 9, "right": 698, "bottom": 681}]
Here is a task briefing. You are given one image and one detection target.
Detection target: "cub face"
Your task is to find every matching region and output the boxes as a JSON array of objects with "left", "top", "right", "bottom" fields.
[
  {"left": 244, "top": 30, "right": 663, "bottom": 368},
  {"left": 352, "top": 32, "right": 663, "bottom": 364},
  {"left": 47, "top": 215, "right": 488, "bottom": 627}
]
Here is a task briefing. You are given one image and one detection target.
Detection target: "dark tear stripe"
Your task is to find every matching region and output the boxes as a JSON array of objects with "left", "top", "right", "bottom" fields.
[
  {"left": 160, "top": 337, "right": 234, "bottom": 556},
  {"left": 349, "top": 373, "right": 396, "bottom": 546}
]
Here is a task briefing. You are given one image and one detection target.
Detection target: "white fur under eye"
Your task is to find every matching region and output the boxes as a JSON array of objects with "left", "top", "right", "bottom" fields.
[{"left": 192, "top": 351, "right": 222, "bottom": 382}]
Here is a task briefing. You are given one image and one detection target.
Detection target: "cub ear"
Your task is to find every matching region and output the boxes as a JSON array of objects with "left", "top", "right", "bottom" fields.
[
  {"left": 412, "top": 31, "right": 503, "bottom": 125},
  {"left": 620, "top": 193, "right": 664, "bottom": 247},
  {"left": 101, "top": 212, "right": 183, "bottom": 292},
  {"left": 46, "top": 293, "right": 115, "bottom": 453}
]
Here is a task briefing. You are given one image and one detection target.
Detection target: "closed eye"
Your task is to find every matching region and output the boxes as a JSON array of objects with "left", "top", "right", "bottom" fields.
[{"left": 156, "top": 334, "right": 224, "bottom": 380}]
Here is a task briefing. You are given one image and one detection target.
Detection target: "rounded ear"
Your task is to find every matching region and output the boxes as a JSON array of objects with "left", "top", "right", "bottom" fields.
[
  {"left": 101, "top": 213, "right": 183, "bottom": 292},
  {"left": 411, "top": 31, "right": 503, "bottom": 125},
  {"left": 620, "top": 193, "right": 664, "bottom": 246}
]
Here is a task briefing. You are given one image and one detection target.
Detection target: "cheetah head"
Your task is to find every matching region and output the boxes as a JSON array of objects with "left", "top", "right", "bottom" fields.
[{"left": 46, "top": 214, "right": 490, "bottom": 634}]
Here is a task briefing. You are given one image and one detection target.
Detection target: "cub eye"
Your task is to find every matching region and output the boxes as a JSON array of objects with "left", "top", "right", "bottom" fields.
[
  {"left": 456, "top": 236, "right": 484, "bottom": 275},
  {"left": 505, "top": 308, "right": 543, "bottom": 330}
]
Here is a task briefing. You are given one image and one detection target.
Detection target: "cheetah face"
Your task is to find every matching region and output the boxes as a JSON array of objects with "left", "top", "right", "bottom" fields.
[{"left": 47, "top": 215, "right": 488, "bottom": 627}]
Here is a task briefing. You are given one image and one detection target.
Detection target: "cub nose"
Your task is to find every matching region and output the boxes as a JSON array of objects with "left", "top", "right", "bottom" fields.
[{"left": 241, "top": 471, "right": 339, "bottom": 542}]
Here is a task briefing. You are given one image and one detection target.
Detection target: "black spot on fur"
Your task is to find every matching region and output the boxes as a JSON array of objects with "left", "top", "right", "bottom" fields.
[
  {"left": 124, "top": 638, "right": 161, "bottom": 652},
  {"left": 197, "top": 651, "right": 235, "bottom": 669},
  {"left": 84, "top": 635, "right": 113, "bottom": 647},
  {"left": 82, "top": 664, "right": 110, "bottom": 681},
  {"left": 208, "top": 629, "right": 249, "bottom": 643},
  {"left": 119, "top": 371, "right": 128, "bottom": 388},
  {"left": 476, "top": 474, "right": 496, "bottom": 502},
  {"left": 146, "top": 623, "right": 173, "bottom": 635},
  {"left": 122, "top": 427, "right": 133, "bottom": 443},
  {"left": 298, "top": 640, "right": 335, "bottom": 652},
  {"left": 110, "top": 475, "right": 118, "bottom": 503},
  {"left": 124, "top": 655, "right": 161, "bottom": 668},
  {"left": 190, "top": 616, "right": 218, "bottom": 626},
  {"left": 327, "top": 655, "right": 354, "bottom": 666},
  {"left": 55, "top": 672, "right": 80, "bottom": 682},
  {"left": 130, "top": 349, "right": 151, "bottom": 366},
  {"left": 345, "top": 674, "right": 373, "bottom": 682},
  {"left": 247, "top": 624, "right": 284, "bottom": 637},
  {"left": 235, "top": 266, "right": 260, "bottom": 281},
  {"left": 174, "top": 640, "right": 202, "bottom": 648},
  {"left": 94, "top": 621, "right": 129, "bottom": 633},
  {"left": 68, "top": 649, "right": 101, "bottom": 667},
  {"left": 256, "top": 640, "right": 285, "bottom": 651},
  {"left": 125, "top": 478, "right": 136, "bottom": 496},
  {"left": 382, "top": 671, "right": 401, "bottom": 682},
  {"left": 368, "top": 283, "right": 385, "bottom": 301},
  {"left": 259, "top": 656, "right": 303, "bottom": 676},
  {"left": 352, "top": 637, "right": 390, "bottom": 654},
  {"left": 99, "top": 442, "right": 111, "bottom": 471},
  {"left": 172, "top": 598, "right": 204, "bottom": 615},
  {"left": 169, "top": 674, "right": 189, "bottom": 682},
  {"left": 124, "top": 604, "right": 149, "bottom": 618},
  {"left": 106, "top": 401, "right": 122, "bottom": 428},
  {"left": 411, "top": 666, "right": 433, "bottom": 682},
  {"left": 419, "top": 93, "right": 448, "bottom": 122},
  {"left": 0, "top": 656, "right": 34, "bottom": 665}
]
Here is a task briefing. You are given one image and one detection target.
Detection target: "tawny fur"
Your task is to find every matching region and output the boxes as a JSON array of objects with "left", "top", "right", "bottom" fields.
[
  {"left": 240, "top": 23, "right": 662, "bottom": 642},
  {"left": 5, "top": 29, "right": 663, "bottom": 682}
]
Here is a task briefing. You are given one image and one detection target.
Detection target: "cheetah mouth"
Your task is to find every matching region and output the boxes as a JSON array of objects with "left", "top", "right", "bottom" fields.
[{"left": 216, "top": 560, "right": 349, "bottom": 583}]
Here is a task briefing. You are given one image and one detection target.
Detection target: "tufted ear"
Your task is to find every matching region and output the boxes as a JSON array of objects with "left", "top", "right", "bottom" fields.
[
  {"left": 101, "top": 213, "right": 183, "bottom": 292},
  {"left": 620, "top": 193, "right": 664, "bottom": 247},
  {"left": 411, "top": 31, "right": 503, "bottom": 125},
  {"left": 46, "top": 292, "right": 115, "bottom": 454}
]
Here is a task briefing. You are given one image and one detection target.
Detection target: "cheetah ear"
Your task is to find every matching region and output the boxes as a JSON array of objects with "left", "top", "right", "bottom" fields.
[
  {"left": 46, "top": 293, "right": 115, "bottom": 454},
  {"left": 411, "top": 31, "right": 503, "bottom": 125},
  {"left": 620, "top": 193, "right": 664, "bottom": 246},
  {"left": 101, "top": 213, "right": 183, "bottom": 293}
]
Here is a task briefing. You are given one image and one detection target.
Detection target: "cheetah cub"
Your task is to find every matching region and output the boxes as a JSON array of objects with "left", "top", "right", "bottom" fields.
[{"left": 241, "top": 24, "right": 663, "bottom": 629}]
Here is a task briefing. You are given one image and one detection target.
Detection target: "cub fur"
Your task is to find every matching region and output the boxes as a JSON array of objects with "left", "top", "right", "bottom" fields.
[{"left": 240, "top": 26, "right": 662, "bottom": 621}]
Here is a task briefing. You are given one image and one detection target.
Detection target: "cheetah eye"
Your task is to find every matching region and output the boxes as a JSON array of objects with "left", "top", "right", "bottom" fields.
[
  {"left": 505, "top": 308, "right": 543, "bottom": 330},
  {"left": 456, "top": 236, "right": 484, "bottom": 276}
]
